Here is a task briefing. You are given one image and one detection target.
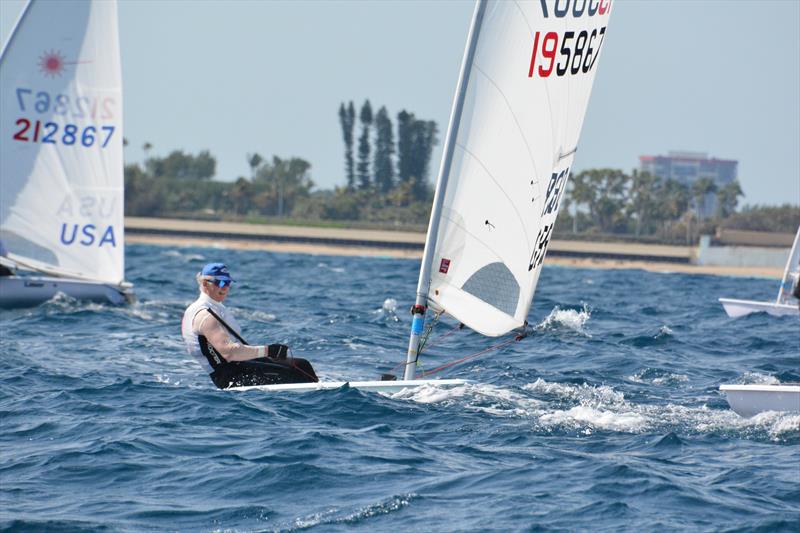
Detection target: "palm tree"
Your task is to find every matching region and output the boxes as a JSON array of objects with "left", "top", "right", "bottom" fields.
[
  {"left": 568, "top": 171, "right": 594, "bottom": 232},
  {"left": 654, "top": 179, "right": 689, "bottom": 240},
  {"left": 691, "top": 177, "right": 717, "bottom": 221},
  {"left": 589, "top": 168, "right": 628, "bottom": 233},
  {"left": 628, "top": 170, "right": 660, "bottom": 236},
  {"left": 715, "top": 180, "right": 744, "bottom": 218},
  {"left": 247, "top": 153, "right": 263, "bottom": 181}
]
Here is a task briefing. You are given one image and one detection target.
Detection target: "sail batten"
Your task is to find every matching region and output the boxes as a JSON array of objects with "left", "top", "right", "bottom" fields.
[{"left": 419, "top": 0, "right": 613, "bottom": 337}]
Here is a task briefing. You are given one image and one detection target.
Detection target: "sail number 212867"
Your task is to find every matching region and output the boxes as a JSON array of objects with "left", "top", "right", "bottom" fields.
[{"left": 10, "top": 87, "right": 116, "bottom": 148}]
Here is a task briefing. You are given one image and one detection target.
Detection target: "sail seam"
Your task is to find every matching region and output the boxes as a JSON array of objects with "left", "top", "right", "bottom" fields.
[
  {"left": 512, "top": 0, "right": 557, "bottom": 219},
  {"left": 454, "top": 141, "right": 535, "bottom": 258}
]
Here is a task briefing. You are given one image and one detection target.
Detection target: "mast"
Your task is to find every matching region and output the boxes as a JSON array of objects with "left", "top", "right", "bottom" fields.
[
  {"left": 403, "top": 0, "right": 487, "bottom": 381},
  {"left": 0, "top": 0, "right": 33, "bottom": 63},
  {"left": 776, "top": 227, "right": 800, "bottom": 304}
]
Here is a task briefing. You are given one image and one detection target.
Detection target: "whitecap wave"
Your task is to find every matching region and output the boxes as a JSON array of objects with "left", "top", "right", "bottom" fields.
[
  {"left": 537, "top": 304, "right": 591, "bottom": 336},
  {"left": 161, "top": 250, "right": 205, "bottom": 262},
  {"left": 394, "top": 377, "right": 798, "bottom": 441},
  {"left": 316, "top": 262, "right": 345, "bottom": 273},
  {"left": 628, "top": 368, "right": 689, "bottom": 386},
  {"left": 289, "top": 493, "right": 415, "bottom": 530},
  {"left": 738, "top": 371, "right": 781, "bottom": 385},
  {"left": 393, "top": 382, "right": 542, "bottom": 417},
  {"left": 524, "top": 377, "right": 626, "bottom": 406},
  {"left": 539, "top": 405, "right": 647, "bottom": 433}
]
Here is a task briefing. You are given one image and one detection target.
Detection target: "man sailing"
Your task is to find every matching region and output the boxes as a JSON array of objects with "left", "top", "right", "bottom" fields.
[{"left": 182, "top": 263, "right": 318, "bottom": 388}]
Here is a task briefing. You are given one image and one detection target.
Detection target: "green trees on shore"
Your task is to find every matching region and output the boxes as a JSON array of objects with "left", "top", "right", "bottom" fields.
[
  {"left": 124, "top": 99, "right": 440, "bottom": 225},
  {"left": 559, "top": 169, "right": 798, "bottom": 241},
  {"left": 124, "top": 149, "right": 313, "bottom": 219},
  {"left": 123, "top": 108, "right": 798, "bottom": 237},
  {"left": 338, "top": 100, "right": 438, "bottom": 204}
]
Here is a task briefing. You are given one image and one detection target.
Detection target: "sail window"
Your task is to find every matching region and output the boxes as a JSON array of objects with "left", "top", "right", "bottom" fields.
[{"left": 461, "top": 261, "right": 519, "bottom": 316}]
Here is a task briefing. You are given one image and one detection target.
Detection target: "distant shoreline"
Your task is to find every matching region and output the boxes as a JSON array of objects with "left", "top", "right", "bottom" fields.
[{"left": 128, "top": 233, "right": 783, "bottom": 279}]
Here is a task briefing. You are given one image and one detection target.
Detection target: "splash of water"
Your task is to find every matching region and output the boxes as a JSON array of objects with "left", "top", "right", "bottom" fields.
[{"left": 537, "top": 304, "right": 591, "bottom": 336}]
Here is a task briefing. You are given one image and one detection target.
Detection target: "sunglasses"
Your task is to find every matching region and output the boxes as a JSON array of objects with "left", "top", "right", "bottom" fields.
[{"left": 205, "top": 279, "right": 232, "bottom": 288}]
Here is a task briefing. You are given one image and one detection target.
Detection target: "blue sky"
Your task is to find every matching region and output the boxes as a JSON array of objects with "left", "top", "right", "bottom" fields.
[{"left": 2, "top": 0, "right": 799, "bottom": 206}]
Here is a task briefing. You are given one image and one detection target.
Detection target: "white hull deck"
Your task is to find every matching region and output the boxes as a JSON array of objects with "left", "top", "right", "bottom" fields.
[
  {"left": 720, "top": 384, "right": 800, "bottom": 417},
  {"left": 718, "top": 298, "right": 799, "bottom": 318},
  {"left": 0, "top": 275, "right": 132, "bottom": 309},
  {"left": 230, "top": 378, "right": 467, "bottom": 394}
]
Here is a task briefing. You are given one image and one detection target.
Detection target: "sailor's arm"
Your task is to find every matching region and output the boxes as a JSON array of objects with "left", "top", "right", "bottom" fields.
[{"left": 193, "top": 309, "right": 265, "bottom": 362}]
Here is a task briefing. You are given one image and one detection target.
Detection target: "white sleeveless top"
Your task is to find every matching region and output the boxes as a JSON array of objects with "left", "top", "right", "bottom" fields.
[{"left": 181, "top": 293, "right": 243, "bottom": 373}]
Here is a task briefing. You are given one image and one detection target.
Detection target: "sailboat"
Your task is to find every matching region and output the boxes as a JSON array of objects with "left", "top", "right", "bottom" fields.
[
  {"left": 0, "top": 0, "right": 132, "bottom": 308},
  {"left": 718, "top": 225, "right": 800, "bottom": 416},
  {"left": 236, "top": 0, "right": 613, "bottom": 392},
  {"left": 718, "top": 226, "right": 800, "bottom": 317},
  {"left": 719, "top": 383, "right": 799, "bottom": 418}
]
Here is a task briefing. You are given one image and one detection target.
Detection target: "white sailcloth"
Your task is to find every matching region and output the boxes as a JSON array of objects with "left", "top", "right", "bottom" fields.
[
  {"left": 424, "top": 0, "right": 612, "bottom": 336},
  {"left": 777, "top": 226, "right": 800, "bottom": 305},
  {"left": 0, "top": 0, "right": 124, "bottom": 284}
]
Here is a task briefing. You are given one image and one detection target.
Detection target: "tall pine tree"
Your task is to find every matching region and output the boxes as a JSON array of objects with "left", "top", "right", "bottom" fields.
[
  {"left": 396, "top": 110, "right": 438, "bottom": 201},
  {"left": 338, "top": 101, "right": 356, "bottom": 189},
  {"left": 396, "top": 110, "right": 414, "bottom": 186},
  {"left": 356, "top": 100, "right": 373, "bottom": 190},
  {"left": 373, "top": 106, "right": 395, "bottom": 194},
  {"left": 411, "top": 120, "right": 438, "bottom": 201}
]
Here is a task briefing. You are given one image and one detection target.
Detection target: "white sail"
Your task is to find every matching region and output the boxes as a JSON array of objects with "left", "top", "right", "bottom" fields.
[
  {"left": 776, "top": 226, "right": 800, "bottom": 305},
  {"left": 423, "top": 0, "right": 613, "bottom": 336},
  {"left": 0, "top": 0, "right": 124, "bottom": 284}
]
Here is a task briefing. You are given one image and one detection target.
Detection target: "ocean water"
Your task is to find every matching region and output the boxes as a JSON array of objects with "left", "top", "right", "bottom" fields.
[{"left": 1, "top": 243, "right": 798, "bottom": 532}]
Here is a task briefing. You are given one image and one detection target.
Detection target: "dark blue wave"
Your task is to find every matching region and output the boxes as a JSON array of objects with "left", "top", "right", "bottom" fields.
[{"left": 1, "top": 244, "right": 798, "bottom": 532}]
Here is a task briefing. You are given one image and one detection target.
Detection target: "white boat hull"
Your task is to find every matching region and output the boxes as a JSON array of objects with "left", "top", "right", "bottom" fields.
[
  {"left": 230, "top": 378, "right": 467, "bottom": 394},
  {"left": 720, "top": 384, "right": 800, "bottom": 417},
  {"left": 718, "top": 298, "right": 799, "bottom": 318},
  {"left": 0, "top": 275, "right": 132, "bottom": 308}
]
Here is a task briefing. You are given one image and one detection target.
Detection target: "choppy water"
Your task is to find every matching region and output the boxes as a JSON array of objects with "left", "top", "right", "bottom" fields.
[{"left": 1, "top": 244, "right": 798, "bottom": 532}]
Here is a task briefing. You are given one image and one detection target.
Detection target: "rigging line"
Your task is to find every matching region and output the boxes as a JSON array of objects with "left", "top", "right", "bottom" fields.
[
  {"left": 384, "top": 314, "right": 461, "bottom": 375},
  {"left": 417, "top": 335, "right": 520, "bottom": 379},
  {"left": 285, "top": 347, "right": 320, "bottom": 383},
  {"left": 421, "top": 319, "right": 462, "bottom": 352},
  {"left": 416, "top": 309, "right": 443, "bottom": 355},
  {"left": 419, "top": 339, "right": 516, "bottom": 379}
]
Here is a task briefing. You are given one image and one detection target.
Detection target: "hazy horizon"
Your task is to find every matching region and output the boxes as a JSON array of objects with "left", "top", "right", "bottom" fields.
[{"left": 2, "top": 0, "right": 798, "bottom": 207}]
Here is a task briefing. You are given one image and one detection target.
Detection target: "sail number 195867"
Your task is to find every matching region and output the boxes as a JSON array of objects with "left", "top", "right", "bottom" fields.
[
  {"left": 528, "top": 27, "right": 606, "bottom": 78},
  {"left": 528, "top": 0, "right": 611, "bottom": 79}
]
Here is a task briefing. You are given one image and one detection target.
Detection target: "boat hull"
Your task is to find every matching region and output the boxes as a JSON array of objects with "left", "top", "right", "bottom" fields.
[
  {"left": 230, "top": 378, "right": 467, "bottom": 394},
  {"left": 0, "top": 275, "right": 132, "bottom": 308},
  {"left": 720, "top": 384, "right": 800, "bottom": 417},
  {"left": 718, "top": 298, "right": 799, "bottom": 318}
]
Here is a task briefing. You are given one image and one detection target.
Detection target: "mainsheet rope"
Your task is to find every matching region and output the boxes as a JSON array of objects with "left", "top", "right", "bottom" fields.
[{"left": 385, "top": 312, "right": 529, "bottom": 378}]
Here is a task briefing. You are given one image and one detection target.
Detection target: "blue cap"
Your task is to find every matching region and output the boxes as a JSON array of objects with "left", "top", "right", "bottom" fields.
[{"left": 201, "top": 262, "right": 234, "bottom": 281}]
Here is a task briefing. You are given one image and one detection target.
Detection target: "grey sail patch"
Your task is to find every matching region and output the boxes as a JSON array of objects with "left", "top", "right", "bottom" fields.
[{"left": 461, "top": 262, "right": 519, "bottom": 316}]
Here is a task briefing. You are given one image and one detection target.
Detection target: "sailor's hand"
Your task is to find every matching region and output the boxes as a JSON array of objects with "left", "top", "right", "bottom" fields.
[{"left": 267, "top": 343, "right": 289, "bottom": 360}]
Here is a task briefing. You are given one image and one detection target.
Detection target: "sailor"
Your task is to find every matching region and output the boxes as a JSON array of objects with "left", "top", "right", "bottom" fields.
[
  {"left": 181, "top": 262, "right": 318, "bottom": 389},
  {"left": 793, "top": 272, "right": 800, "bottom": 308},
  {"left": 0, "top": 240, "right": 13, "bottom": 276}
]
